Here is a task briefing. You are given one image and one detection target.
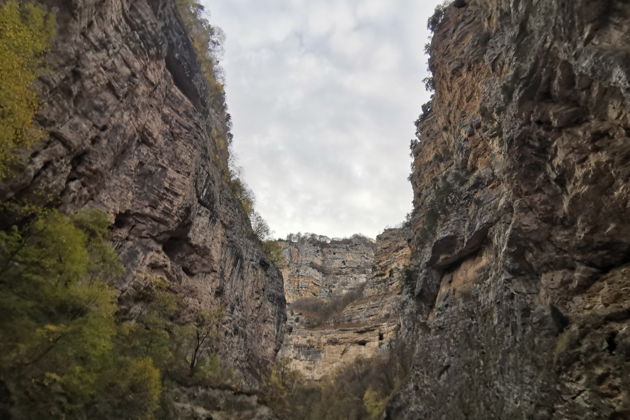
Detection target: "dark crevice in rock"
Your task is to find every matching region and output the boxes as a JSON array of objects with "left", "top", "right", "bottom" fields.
[
  {"left": 605, "top": 331, "right": 618, "bottom": 354},
  {"left": 429, "top": 224, "right": 491, "bottom": 269},
  {"left": 550, "top": 304, "right": 570, "bottom": 334},
  {"left": 438, "top": 364, "right": 451, "bottom": 379},
  {"left": 114, "top": 211, "right": 134, "bottom": 229},
  {"left": 165, "top": 47, "right": 203, "bottom": 110}
]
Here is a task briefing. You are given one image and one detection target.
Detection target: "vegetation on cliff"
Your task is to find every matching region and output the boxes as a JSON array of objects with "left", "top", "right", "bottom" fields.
[
  {"left": 0, "top": 207, "right": 161, "bottom": 418},
  {"left": 260, "top": 341, "right": 412, "bottom": 420},
  {"left": 0, "top": 205, "right": 240, "bottom": 418},
  {"left": 0, "top": 2, "right": 166, "bottom": 418},
  {"left": 290, "top": 285, "right": 366, "bottom": 327},
  {"left": 0, "top": 0, "right": 55, "bottom": 177},
  {"left": 175, "top": 0, "right": 226, "bottom": 113}
]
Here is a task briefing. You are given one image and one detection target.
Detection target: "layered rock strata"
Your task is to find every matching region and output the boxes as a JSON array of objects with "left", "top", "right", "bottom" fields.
[
  {"left": 279, "top": 229, "right": 411, "bottom": 380},
  {"left": 279, "top": 234, "right": 375, "bottom": 303},
  {"left": 0, "top": 0, "right": 285, "bottom": 393},
  {"left": 388, "top": 1, "right": 630, "bottom": 418}
]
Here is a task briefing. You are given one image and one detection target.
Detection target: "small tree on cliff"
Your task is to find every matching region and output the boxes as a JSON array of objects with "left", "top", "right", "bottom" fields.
[{"left": 172, "top": 308, "right": 224, "bottom": 378}]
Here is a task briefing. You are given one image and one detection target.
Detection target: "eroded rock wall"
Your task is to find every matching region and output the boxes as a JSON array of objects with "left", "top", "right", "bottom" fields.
[
  {"left": 279, "top": 234, "right": 375, "bottom": 303},
  {"left": 388, "top": 1, "right": 630, "bottom": 418},
  {"left": 0, "top": 0, "right": 285, "bottom": 391},
  {"left": 279, "top": 229, "right": 411, "bottom": 380}
]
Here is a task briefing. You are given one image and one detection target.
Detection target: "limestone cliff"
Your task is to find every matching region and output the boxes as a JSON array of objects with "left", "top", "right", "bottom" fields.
[
  {"left": 279, "top": 234, "right": 375, "bottom": 304},
  {"left": 0, "top": 0, "right": 284, "bottom": 397},
  {"left": 278, "top": 230, "right": 411, "bottom": 380},
  {"left": 388, "top": 1, "right": 630, "bottom": 418}
]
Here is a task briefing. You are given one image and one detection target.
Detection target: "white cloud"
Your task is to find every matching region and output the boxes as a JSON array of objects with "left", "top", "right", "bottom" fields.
[
  {"left": 355, "top": 0, "right": 395, "bottom": 21},
  {"left": 205, "top": 0, "right": 442, "bottom": 238},
  {"left": 307, "top": 1, "right": 356, "bottom": 35}
]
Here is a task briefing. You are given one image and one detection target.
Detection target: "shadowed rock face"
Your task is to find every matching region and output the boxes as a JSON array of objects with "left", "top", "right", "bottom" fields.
[
  {"left": 388, "top": 0, "right": 630, "bottom": 418},
  {"left": 0, "top": 0, "right": 285, "bottom": 391},
  {"left": 278, "top": 229, "right": 411, "bottom": 380}
]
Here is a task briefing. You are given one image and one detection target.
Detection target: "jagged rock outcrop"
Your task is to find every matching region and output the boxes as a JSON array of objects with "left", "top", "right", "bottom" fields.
[
  {"left": 279, "top": 229, "right": 411, "bottom": 380},
  {"left": 0, "top": 0, "right": 285, "bottom": 402},
  {"left": 388, "top": 1, "right": 630, "bottom": 419}
]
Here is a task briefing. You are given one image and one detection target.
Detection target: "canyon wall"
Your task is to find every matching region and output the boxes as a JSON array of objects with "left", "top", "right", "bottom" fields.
[
  {"left": 279, "top": 234, "right": 375, "bottom": 304},
  {"left": 279, "top": 229, "right": 411, "bottom": 380},
  {"left": 0, "top": 0, "right": 285, "bottom": 402},
  {"left": 388, "top": 0, "right": 630, "bottom": 418}
]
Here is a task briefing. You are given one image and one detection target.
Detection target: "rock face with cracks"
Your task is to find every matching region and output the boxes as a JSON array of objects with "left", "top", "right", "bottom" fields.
[
  {"left": 387, "top": 1, "right": 630, "bottom": 419},
  {"left": 0, "top": 0, "right": 285, "bottom": 413},
  {"left": 279, "top": 234, "right": 375, "bottom": 304}
]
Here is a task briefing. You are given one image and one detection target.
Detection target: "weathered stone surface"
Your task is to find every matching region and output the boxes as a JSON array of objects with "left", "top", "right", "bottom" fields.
[
  {"left": 279, "top": 229, "right": 411, "bottom": 380},
  {"left": 388, "top": 1, "right": 630, "bottom": 419},
  {"left": 166, "top": 382, "right": 277, "bottom": 420},
  {"left": 0, "top": 0, "right": 285, "bottom": 393},
  {"left": 278, "top": 234, "right": 375, "bottom": 303}
]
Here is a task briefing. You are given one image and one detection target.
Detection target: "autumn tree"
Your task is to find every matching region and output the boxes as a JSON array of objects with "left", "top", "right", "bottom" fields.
[{"left": 0, "top": 208, "right": 161, "bottom": 418}]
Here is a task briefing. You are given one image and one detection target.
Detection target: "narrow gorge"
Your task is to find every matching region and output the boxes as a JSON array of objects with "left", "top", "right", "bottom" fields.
[{"left": 0, "top": 0, "right": 629, "bottom": 419}]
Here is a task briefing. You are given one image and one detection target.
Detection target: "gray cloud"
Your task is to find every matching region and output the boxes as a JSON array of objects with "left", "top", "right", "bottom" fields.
[{"left": 204, "top": 0, "right": 441, "bottom": 238}]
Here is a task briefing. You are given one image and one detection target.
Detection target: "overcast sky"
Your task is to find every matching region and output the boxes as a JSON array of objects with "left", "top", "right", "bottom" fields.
[{"left": 204, "top": 0, "right": 441, "bottom": 239}]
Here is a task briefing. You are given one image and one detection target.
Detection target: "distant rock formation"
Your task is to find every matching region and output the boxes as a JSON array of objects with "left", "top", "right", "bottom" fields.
[{"left": 278, "top": 229, "right": 411, "bottom": 380}]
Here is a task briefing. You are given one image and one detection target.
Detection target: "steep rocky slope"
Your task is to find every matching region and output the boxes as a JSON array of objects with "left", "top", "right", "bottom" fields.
[
  {"left": 0, "top": 0, "right": 284, "bottom": 397},
  {"left": 388, "top": 1, "right": 630, "bottom": 418},
  {"left": 278, "top": 230, "right": 410, "bottom": 380}
]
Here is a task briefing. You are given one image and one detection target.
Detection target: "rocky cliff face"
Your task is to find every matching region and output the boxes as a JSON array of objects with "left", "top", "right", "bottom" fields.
[
  {"left": 279, "top": 230, "right": 410, "bottom": 380},
  {"left": 388, "top": 0, "right": 630, "bottom": 418},
  {"left": 279, "top": 234, "right": 375, "bottom": 304},
  {"left": 0, "top": 0, "right": 285, "bottom": 393}
]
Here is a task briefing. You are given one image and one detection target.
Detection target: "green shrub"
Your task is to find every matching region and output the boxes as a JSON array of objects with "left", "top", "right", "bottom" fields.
[
  {"left": 0, "top": 205, "right": 240, "bottom": 417},
  {"left": 0, "top": 1, "right": 55, "bottom": 177},
  {"left": 90, "top": 357, "right": 162, "bottom": 419},
  {"left": 363, "top": 387, "right": 389, "bottom": 419},
  {"left": 262, "top": 240, "right": 286, "bottom": 267},
  {"left": 0, "top": 207, "right": 164, "bottom": 419}
]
